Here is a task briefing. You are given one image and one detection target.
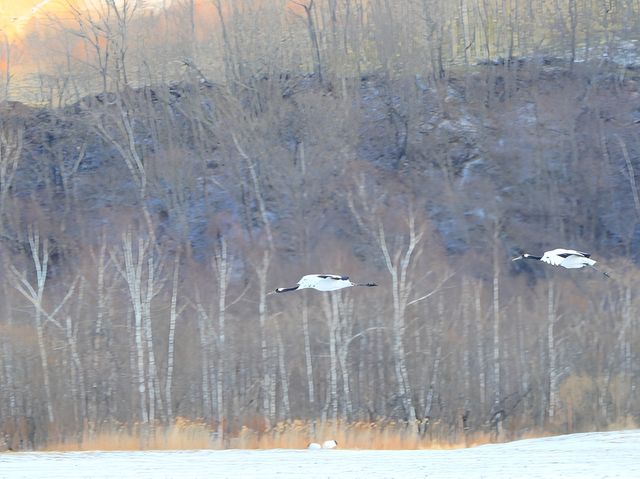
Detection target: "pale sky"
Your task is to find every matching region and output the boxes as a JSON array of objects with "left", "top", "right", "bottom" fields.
[
  {"left": 0, "top": 0, "right": 56, "bottom": 40},
  {"left": 0, "top": 0, "right": 168, "bottom": 41}
]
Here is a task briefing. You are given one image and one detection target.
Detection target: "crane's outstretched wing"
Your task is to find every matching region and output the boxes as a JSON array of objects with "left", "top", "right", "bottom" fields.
[
  {"left": 556, "top": 251, "right": 590, "bottom": 258},
  {"left": 317, "top": 274, "right": 348, "bottom": 280}
]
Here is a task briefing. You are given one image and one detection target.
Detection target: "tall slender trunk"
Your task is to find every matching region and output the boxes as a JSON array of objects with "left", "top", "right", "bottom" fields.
[
  {"left": 299, "top": 0, "right": 323, "bottom": 82},
  {"left": 376, "top": 214, "right": 422, "bottom": 427},
  {"left": 461, "top": 278, "right": 471, "bottom": 416},
  {"left": 547, "top": 281, "right": 558, "bottom": 421},
  {"left": 275, "top": 318, "right": 291, "bottom": 421},
  {"left": 516, "top": 296, "right": 530, "bottom": 408},
  {"left": 213, "top": 237, "right": 231, "bottom": 443},
  {"left": 165, "top": 253, "right": 180, "bottom": 420},
  {"left": 1, "top": 279, "right": 17, "bottom": 417},
  {"left": 121, "top": 233, "right": 149, "bottom": 425},
  {"left": 622, "top": 287, "right": 635, "bottom": 414},
  {"left": 142, "top": 252, "right": 162, "bottom": 425},
  {"left": 256, "top": 251, "right": 275, "bottom": 429},
  {"left": 298, "top": 141, "right": 315, "bottom": 412},
  {"left": 322, "top": 293, "right": 340, "bottom": 421},
  {"left": 11, "top": 230, "right": 55, "bottom": 424},
  {"left": 473, "top": 281, "right": 486, "bottom": 415},
  {"left": 423, "top": 294, "right": 444, "bottom": 427},
  {"left": 194, "top": 293, "right": 212, "bottom": 420},
  {"left": 337, "top": 295, "right": 354, "bottom": 421},
  {"left": 90, "top": 233, "right": 108, "bottom": 434},
  {"left": 491, "top": 227, "right": 502, "bottom": 437},
  {"left": 213, "top": 0, "right": 236, "bottom": 85},
  {"left": 65, "top": 313, "right": 86, "bottom": 435},
  {"left": 302, "top": 297, "right": 315, "bottom": 410}
]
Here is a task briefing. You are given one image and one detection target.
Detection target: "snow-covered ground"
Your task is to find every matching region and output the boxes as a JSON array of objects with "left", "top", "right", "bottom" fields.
[{"left": 1, "top": 430, "right": 639, "bottom": 478}]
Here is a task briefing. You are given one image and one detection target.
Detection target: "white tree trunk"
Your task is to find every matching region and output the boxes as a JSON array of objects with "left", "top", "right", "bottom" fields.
[
  {"left": 491, "top": 231, "right": 502, "bottom": 437},
  {"left": 473, "top": 281, "right": 486, "bottom": 414},
  {"left": 194, "top": 294, "right": 212, "bottom": 420},
  {"left": 337, "top": 295, "right": 355, "bottom": 420},
  {"left": 120, "top": 232, "right": 149, "bottom": 425},
  {"left": 1, "top": 280, "right": 17, "bottom": 416},
  {"left": 256, "top": 251, "right": 275, "bottom": 429},
  {"left": 547, "top": 280, "right": 558, "bottom": 420},
  {"left": 461, "top": 278, "right": 471, "bottom": 414},
  {"left": 516, "top": 297, "right": 530, "bottom": 405},
  {"left": 89, "top": 233, "right": 109, "bottom": 434},
  {"left": 275, "top": 318, "right": 291, "bottom": 421},
  {"left": 165, "top": 253, "right": 180, "bottom": 420},
  {"left": 321, "top": 294, "right": 340, "bottom": 421},
  {"left": 423, "top": 294, "right": 444, "bottom": 421},
  {"left": 11, "top": 229, "right": 55, "bottom": 423},
  {"left": 213, "top": 236, "right": 231, "bottom": 443},
  {"left": 64, "top": 313, "right": 86, "bottom": 430},
  {"left": 142, "top": 252, "right": 161, "bottom": 425},
  {"left": 301, "top": 296, "right": 315, "bottom": 409},
  {"left": 376, "top": 213, "right": 422, "bottom": 427}
]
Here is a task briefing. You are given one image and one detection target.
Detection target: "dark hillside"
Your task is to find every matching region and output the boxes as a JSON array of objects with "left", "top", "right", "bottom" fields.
[{"left": 4, "top": 61, "right": 640, "bottom": 265}]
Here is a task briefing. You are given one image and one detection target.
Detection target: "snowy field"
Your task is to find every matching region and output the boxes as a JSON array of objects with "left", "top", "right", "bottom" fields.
[{"left": 1, "top": 430, "right": 639, "bottom": 478}]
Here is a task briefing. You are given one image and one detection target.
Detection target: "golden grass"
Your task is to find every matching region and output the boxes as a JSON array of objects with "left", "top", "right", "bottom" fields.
[
  {"left": 41, "top": 419, "right": 510, "bottom": 451},
  {"left": 44, "top": 418, "right": 213, "bottom": 451},
  {"left": 41, "top": 417, "right": 634, "bottom": 452}
]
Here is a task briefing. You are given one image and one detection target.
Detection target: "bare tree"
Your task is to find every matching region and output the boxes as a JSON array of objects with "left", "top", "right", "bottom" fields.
[
  {"left": 290, "top": 0, "right": 323, "bottom": 81},
  {"left": 113, "top": 229, "right": 164, "bottom": 428},
  {"left": 349, "top": 187, "right": 424, "bottom": 429},
  {"left": 0, "top": 119, "right": 23, "bottom": 220},
  {"left": 165, "top": 251, "right": 182, "bottom": 421},
  {"left": 9, "top": 228, "right": 55, "bottom": 424},
  {"left": 547, "top": 280, "right": 560, "bottom": 421},
  {"left": 212, "top": 235, "right": 232, "bottom": 443}
]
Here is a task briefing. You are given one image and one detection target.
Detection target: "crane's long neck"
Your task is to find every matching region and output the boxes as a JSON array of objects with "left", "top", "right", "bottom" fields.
[
  {"left": 524, "top": 254, "right": 542, "bottom": 261},
  {"left": 275, "top": 286, "right": 299, "bottom": 293}
]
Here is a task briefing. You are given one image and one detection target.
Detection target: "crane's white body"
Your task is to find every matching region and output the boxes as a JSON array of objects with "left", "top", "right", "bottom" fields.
[
  {"left": 539, "top": 248, "right": 596, "bottom": 269},
  {"left": 306, "top": 439, "right": 338, "bottom": 449},
  {"left": 297, "top": 274, "right": 354, "bottom": 291},
  {"left": 275, "top": 274, "right": 377, "bottom": 293}
]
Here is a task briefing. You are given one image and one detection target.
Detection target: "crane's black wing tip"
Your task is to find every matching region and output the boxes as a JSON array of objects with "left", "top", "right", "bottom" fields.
[{"left": 318, "top": 274, "right": 348, "bottom": 280}]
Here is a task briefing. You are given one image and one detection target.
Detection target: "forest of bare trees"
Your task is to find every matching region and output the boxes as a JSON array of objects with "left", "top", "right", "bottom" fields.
[{"left": 0, "top": 0, "right": 639, "bottom": 449}]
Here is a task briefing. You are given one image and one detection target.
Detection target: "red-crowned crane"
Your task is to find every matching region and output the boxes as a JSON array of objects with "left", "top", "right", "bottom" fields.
[
  {"left": 275, "top": 274, "right": 377, "bottom": 293},
  {"left": 512, "top": 248, "right": 609, "bottom": 278}
]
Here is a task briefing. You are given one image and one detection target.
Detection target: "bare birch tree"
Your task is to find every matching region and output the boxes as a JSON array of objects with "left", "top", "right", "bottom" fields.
[
  {"left": 9, "top": 228, "right": 55, "bottom": 424},
  {"left": 547, "top": 279, "right": 559, "bottom": 421},
  {"left": 349, "top": 187, "right": 424, "bottom": 429},
  {"left": 290, "top": 0, "right": 323, "bottom": 82},
  {"left": 165, "top": 252, "right": 181, "bottom": 420},
  {"left": 212, "top": 235, "right": 232, "bottom": 442},
  {"left": 114, "top": 229, "right": 164, "bottom": 428}
]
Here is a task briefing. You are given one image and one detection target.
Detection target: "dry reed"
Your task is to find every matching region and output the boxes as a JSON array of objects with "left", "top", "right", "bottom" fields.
[{"left": 40, "top": 418, "right": 560, "bottom": 452}]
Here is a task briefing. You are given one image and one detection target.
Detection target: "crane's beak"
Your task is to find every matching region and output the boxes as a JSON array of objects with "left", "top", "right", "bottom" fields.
[{"left": 512, "top": 255, "right": 524, "bottom": 261}]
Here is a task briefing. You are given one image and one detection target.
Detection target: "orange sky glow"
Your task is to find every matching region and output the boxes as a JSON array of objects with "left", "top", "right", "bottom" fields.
[
  {"left": 0, "top": 0, "right": 60, "bottom": 41},
  {"left": 0, "top": 0, "right": 293, "bottom": 101},
  {"left": 0, "top": 0, "right": 178, "bottom": 89},
  {"left": 0, "top": 1, "right": 175, "bottom": 43}
]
